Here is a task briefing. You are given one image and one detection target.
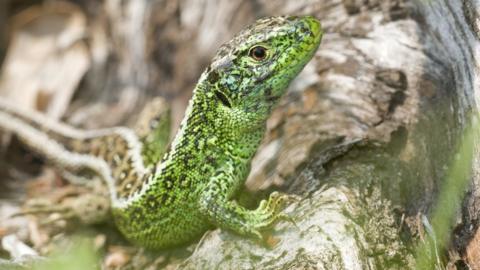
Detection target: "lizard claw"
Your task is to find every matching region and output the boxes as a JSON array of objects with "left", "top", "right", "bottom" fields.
[{"left": 277, "top": 213, "right": 298, "bottom": 228}]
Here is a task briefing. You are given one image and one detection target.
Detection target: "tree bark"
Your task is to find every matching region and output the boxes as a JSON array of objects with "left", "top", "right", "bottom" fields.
[
  {"left": 1, "top": 0, "right": 479, "bottom": 269},
  {"left": 172, "top": 0, "right": 480, "bottom": 268}
]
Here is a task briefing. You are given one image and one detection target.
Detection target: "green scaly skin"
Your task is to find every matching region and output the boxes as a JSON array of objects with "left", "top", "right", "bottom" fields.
[
  {"left": 0, "top": 15, "right": 322, "bottom": 249},
  {"left": 115, "top": 15, "right": 323, "bottom": 248}
]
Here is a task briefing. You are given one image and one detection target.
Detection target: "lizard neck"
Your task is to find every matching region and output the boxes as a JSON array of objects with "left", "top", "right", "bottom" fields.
[
  {"left": 152, "top": 74, "right": 265, "bottom": 189},
  {"left": 113, "top": 73, "right": 266, "bottom": 207}
]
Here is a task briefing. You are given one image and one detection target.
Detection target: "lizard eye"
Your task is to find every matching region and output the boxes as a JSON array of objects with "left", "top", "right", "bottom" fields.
[{"left": 249, "top": 46, "right": 268, "bottom": 61}]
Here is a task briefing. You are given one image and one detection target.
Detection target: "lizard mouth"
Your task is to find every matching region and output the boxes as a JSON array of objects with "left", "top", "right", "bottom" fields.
[
  {"left": 303, "top": 16, "right": 322, "bottom": 41},
  {"left": 264, "top": 16, "right": 322, "bottom": 101}
]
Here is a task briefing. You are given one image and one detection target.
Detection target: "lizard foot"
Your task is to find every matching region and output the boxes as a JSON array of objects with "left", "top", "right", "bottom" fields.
[{"left": 245, "top": 191, "right": 296, "bottom": 243}]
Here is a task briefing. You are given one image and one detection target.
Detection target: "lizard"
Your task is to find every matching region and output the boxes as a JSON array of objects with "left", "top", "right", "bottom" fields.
[{"left": 0, "top": 15, "right": 323, "bottom": 249}]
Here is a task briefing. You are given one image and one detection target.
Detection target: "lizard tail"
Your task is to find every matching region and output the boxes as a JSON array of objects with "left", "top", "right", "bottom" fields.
[{"left": 0, "top": 98, "right": 148, "bottom": 200}]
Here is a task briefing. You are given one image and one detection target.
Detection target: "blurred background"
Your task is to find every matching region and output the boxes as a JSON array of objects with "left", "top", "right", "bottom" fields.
[
  {"left": 5, "top": 0, "right": 465, "bottom": 268},
  {"left": 0, "top": 0, "right": 329, "bottom": 129},
  {"left": 0, "top": 0, "right": 344, "bottom": 194},
  {"left": 0, "top": 0, "right": 256, "bottom": 128}
]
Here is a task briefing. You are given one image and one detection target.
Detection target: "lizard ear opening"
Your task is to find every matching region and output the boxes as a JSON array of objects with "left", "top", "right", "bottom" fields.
[{"left": 214, "top": 90, "right": 232, "bottom": 108}]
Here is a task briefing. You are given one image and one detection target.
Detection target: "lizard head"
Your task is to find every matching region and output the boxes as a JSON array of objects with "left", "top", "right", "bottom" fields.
[{"left": 204, "top": 15, "right": 322, "bottom": 126}]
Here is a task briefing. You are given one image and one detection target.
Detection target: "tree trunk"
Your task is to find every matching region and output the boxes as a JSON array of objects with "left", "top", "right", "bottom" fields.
[{"left": 0, "top": 0, "right": 479, "bottom": 269}]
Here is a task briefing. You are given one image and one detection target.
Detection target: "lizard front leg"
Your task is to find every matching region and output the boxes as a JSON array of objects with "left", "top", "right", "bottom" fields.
[{"left": 198, "top": 168, "right": 291, "bottom": 241}]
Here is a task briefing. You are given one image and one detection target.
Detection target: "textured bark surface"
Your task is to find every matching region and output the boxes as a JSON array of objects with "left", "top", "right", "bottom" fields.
[{"left": 0, "top": 0, "right": 479, "bottom": 269}]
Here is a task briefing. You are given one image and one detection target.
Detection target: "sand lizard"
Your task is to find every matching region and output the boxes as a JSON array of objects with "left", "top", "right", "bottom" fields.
[{"left": 0, "top": 15, "right": 322, "bottom": 249}]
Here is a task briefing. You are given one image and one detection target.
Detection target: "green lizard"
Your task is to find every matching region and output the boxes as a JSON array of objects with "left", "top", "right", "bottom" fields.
[{"left": 0, "top": 15, "right": 322, "bottom": 249}]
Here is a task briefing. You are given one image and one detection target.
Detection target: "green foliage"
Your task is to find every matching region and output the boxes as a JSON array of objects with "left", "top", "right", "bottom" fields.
[
  {"left": 415, "top": 117, "right": 478, "bottom": 269},
  {"left": 32, "top": 238, "right": 99, "bottom": 270}
]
